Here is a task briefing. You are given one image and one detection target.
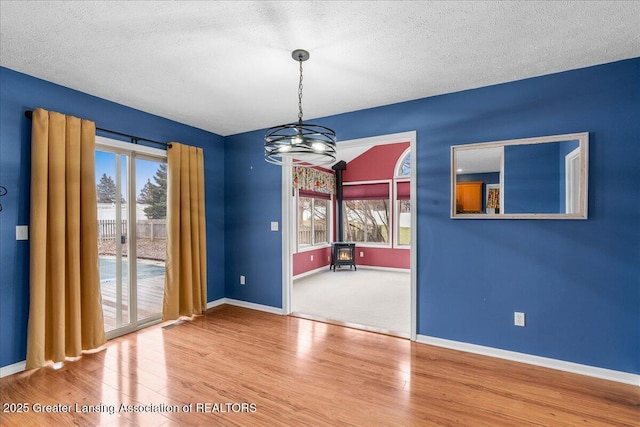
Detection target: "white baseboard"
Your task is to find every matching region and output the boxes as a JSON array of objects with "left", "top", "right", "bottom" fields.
[
  {"left": 292, "top": 265, "right": 410, "bottom": 279},
  {"left": 356, "top": 265, "right": 410, "bottom": 273},
  {"left": 207, "top": 298, "right": 227, "bottom": 309},
  {"left": 293, "top": 265, "right": 331, "bottom": 280},
  {"left": 0, "top": 360, "right": 26, "bottom": 378},
  {"left": 417, "top": 335, "right": 639, "bottom": 387},
  {"left": 211, "top": 298, "right": 284, "bottom": 315}
]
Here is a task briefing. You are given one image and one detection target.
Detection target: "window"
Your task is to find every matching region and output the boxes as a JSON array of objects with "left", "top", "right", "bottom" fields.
[
  {"left": 396, "top": 181, "right": 411, "bottom": 246},
  {"left": 395, "top": 148, "right": 411, "bottom": 247},
  {"left": 343, "top": 182, "right": 391, "bottom": 245},
  {"left": 399, "top": 153, "right": 411, "bottom": 176},
  {"left": 344, "top": 199, "right": 390, "bottom": 243},
  {"left": 298, "top": 191, "right": 329, "bottom": 248}
]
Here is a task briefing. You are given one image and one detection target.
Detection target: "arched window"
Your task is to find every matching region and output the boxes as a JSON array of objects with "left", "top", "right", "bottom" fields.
[{"left": 395, "top": 147, "right": 411, "bottom": 177}]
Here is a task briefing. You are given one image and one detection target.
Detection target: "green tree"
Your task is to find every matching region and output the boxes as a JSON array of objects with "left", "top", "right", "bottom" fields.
[
  {"left": 140, "top": 163, "right": 167, "bottom": 219},
  {"left": 137, "top": 179, "right": 155, "bottom": 204},
  {"left": 96, "top": 173, "right": 124, "bottom": 203}
]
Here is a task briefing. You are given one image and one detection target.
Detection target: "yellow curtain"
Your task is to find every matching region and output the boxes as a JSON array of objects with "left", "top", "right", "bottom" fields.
[
  {"left": 26, "top": 108, "right": 106, "bottom": 370},
  {"left": 163, "top": 142, "right": 207, "bottom": 320}
]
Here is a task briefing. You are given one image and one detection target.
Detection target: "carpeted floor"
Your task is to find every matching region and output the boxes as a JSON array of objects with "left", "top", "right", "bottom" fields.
[{"left": 292, "top": 268, "right": 410, "bottom": 336}]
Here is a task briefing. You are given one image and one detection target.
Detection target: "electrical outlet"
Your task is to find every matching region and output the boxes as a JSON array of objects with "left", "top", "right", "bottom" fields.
[
  {"left": 240, "top": 275, "right": 245, "bottom": 285},
  {"left": 360, "top": 251, "right": 364, "bottom": 258},
  {"left": 310, "top": 255, "right": 314, "bottom": 261},
  {"left": 514, "top": 312, "right": 525, "bottom": 327}
]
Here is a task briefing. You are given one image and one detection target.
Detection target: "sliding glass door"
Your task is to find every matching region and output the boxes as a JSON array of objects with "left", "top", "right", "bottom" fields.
[{"left": 96, "top": 137, "right": 167, "bottom": 337}]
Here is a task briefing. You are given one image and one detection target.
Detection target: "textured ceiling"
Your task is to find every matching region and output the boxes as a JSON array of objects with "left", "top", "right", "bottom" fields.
[{"left": 1, "top": 1, "right": 639, "bottom": 136}]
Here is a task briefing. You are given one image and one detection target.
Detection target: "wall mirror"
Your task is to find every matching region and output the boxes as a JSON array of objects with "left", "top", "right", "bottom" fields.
[{"left": 451, "top": 132, "right": 588, "bottom": 219}]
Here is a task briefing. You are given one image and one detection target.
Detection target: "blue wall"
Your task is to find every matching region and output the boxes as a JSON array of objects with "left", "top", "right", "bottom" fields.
[
  {"left": 2, "top": 58, "right": 638, "bottom": 376},
  {"left": 223, "top": 129, "right": 283, "bottom": 307},
  {"left": 223, "top": 58, "right": 640, "bottom": 374},
  {"left": 505, "top": 142, "right": 561, "bottom": 213},
  {"left": 0, "top": 67, "right": 226, "bottom": 368},
  {"left": 457, "top": 173, "right": 500, "bottom": 185}
]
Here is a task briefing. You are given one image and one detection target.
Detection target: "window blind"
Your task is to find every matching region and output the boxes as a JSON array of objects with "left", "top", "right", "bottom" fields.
[
  {"left": 396, "top": 181, "right": 410, "bottom": 200},
  {"left": 343, "top": 183, "right": 390, "bottom": 200}
]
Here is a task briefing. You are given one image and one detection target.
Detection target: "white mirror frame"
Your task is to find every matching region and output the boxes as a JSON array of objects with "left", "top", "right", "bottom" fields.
[{"left": 451, "top": 132, "right": 589, "bottom": 219}]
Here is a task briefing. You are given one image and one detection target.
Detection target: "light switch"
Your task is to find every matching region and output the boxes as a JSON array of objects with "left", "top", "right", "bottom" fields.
[
  {"left": 271, "top": 221, "right": 279, "bottom": 231},
  {"left": 16, "top": 225, "right": 28, "bottom": 240}
]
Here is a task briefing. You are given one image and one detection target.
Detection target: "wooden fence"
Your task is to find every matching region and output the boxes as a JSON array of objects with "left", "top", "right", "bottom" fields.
[
  {"left": 98, "top": 219, "right": 167, "bottom": 241},
  {"left": 298, "top": 225, "right": 328, "bottom": 245}
]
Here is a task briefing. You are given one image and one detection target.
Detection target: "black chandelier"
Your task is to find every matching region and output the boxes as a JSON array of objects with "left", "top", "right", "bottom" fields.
[{"left": 264, "top": 49, "right": 337, "bottom": 166}]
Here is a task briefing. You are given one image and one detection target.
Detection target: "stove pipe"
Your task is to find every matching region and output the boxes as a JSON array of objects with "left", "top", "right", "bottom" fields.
[{"left": 332, "top": 160, "right": 347, "bottom": 242}]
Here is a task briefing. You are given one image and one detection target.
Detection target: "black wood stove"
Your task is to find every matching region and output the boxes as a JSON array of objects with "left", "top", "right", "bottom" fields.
[
  {"left": 330, "top": 160, "right": 357, "bottom": 271},
  {"left": 330, "top": 242, "right": 356, "bottom": 271}
]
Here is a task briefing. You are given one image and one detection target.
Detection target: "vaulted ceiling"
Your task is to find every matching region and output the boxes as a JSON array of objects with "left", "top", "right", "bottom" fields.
[{"left": 1, "top": 1, "right": 639, "bottom": 136}]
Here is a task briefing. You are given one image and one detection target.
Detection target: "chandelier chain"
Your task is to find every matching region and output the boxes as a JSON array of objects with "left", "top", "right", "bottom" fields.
[{"left": 298, "top": 57, "right": 304, "bottom": 124}]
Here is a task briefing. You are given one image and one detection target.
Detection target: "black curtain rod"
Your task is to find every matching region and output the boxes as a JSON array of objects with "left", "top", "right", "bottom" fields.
[{"left": 24, "top": 110, "right": 171, "bottom": 149}]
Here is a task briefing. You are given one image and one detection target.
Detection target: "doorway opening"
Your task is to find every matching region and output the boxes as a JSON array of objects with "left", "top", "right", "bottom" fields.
[{"left": 282, "top": 131, "right": 417, "bottom": 340}]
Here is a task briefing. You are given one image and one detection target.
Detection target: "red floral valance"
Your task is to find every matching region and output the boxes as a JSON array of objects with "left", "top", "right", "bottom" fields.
[{"left": 293, "top": 166, "right": 335, "bottom": 195}]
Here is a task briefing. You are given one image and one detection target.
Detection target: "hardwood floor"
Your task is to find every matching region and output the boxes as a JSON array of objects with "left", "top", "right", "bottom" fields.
[{"left": 1, "top": 305, "right": 638, "bottom": 426}]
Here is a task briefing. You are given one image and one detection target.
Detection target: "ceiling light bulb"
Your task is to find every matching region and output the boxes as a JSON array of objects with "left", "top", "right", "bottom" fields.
[{"left": 312, "top": 142, "right": 326, "bottom": 152}]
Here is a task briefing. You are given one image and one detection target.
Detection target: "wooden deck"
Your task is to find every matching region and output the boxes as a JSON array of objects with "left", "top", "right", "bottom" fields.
[{"left": 100, "top": 259, "right": 165, "bottom": 331}]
